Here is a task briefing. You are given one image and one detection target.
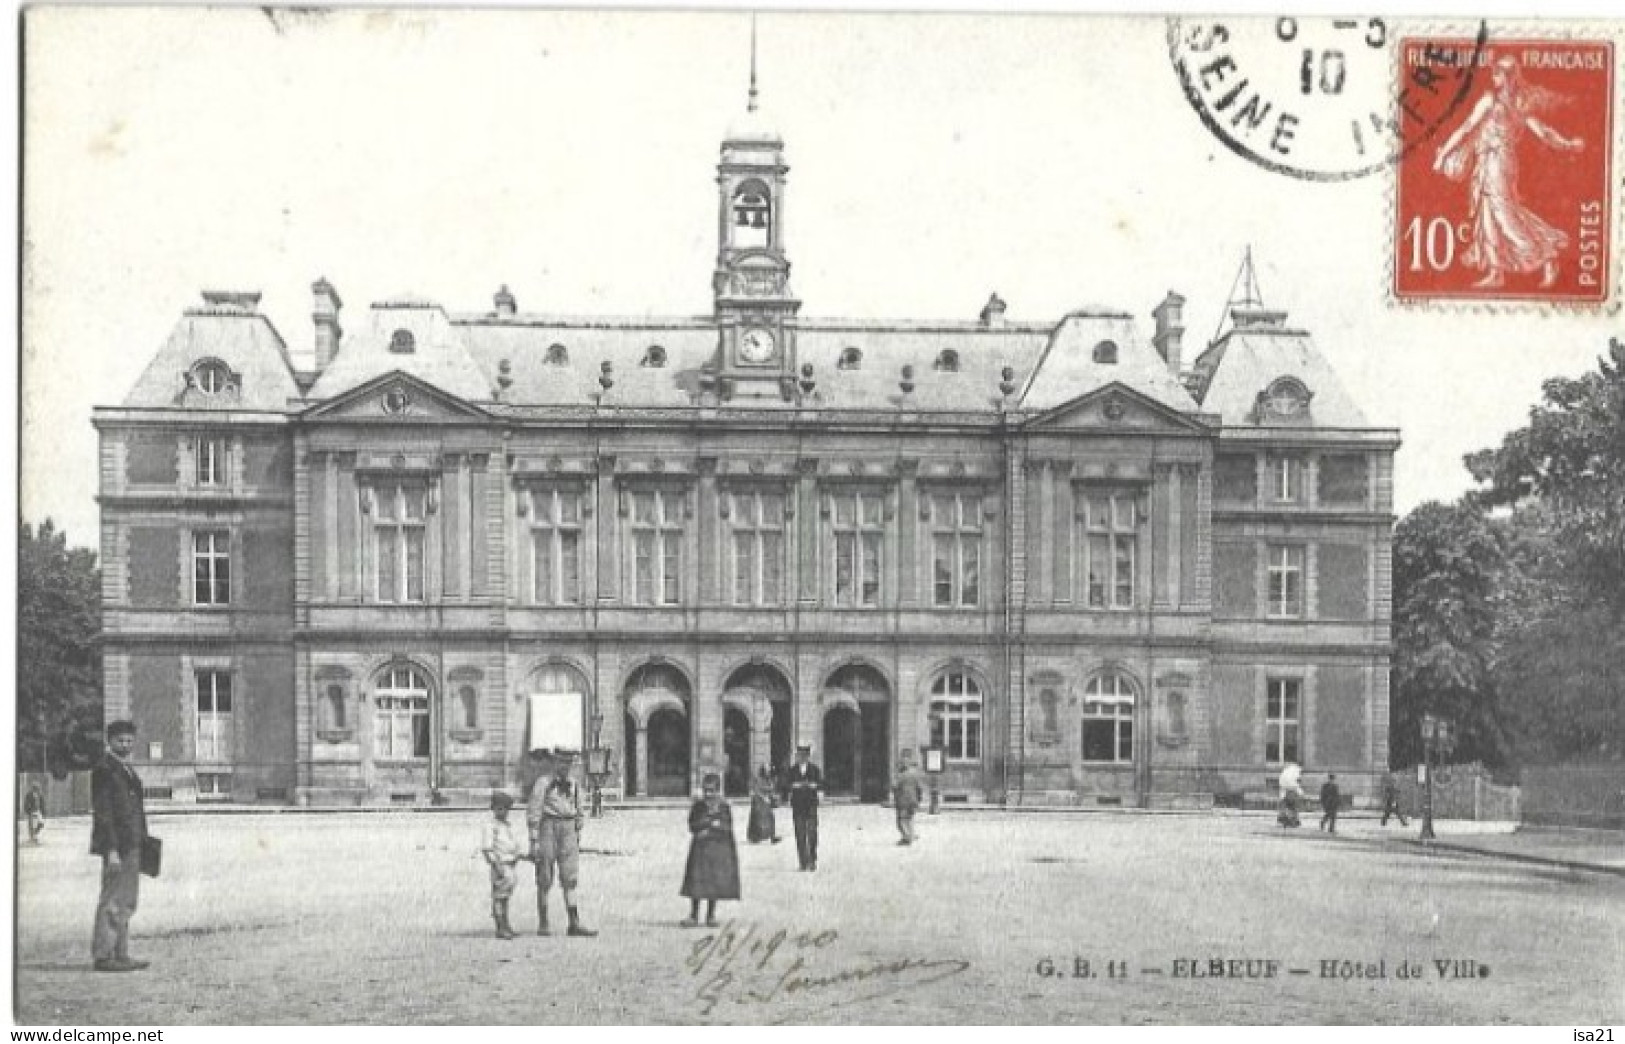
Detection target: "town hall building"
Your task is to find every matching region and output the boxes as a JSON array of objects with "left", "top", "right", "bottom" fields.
[{"left": 94, "top": 86, "right": 1398, "bottom": 808}]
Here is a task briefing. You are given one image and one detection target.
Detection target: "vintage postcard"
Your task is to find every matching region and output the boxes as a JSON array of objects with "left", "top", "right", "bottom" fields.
[{"left": 14, "top": 4, "right": 1625, "bottom": 1030}]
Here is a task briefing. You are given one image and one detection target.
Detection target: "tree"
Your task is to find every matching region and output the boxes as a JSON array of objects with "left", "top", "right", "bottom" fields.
[
  {"left": 1389, "top": 501, "right": 1511, "bottom": 769},
  {"left": 18, "top": 520, "right": 103, "bottom": 773},
  {"left": 1465, "top": 336, "right": 1625, "bottom": 616},
  {"left": 1489, "top": 506, "right": 1625, "bottom": 762}
]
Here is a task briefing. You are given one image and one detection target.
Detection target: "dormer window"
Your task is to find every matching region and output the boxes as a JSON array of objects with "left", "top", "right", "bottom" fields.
[
  {"left": 546, "top": 343, "right": 569, "bottom": 366},
  {"left": 642, "top": 344, "right": 667, "bottom": 368},
  {"left": 389, "top": 329, "right": 416, "bottom": 354},
  {"left": 1260, "top": 376, "right": 1312, "bottom": 419},
  {"left": 1093, "top": 340, "right": 1119, "bottom": 365},
  {"left": 837, "top": 346, "right": 862, "bottom": 371},
  {"left": 190, "top": 359, "right": 233, "bottom": 395},
  {"left": 934, "top": 349, "right": 960, "bottom": 373}
]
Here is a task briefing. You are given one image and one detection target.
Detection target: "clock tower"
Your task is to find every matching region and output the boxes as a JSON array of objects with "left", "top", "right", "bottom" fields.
[{"left": 709, "top": 39, "right": 800, "bottom": 403}]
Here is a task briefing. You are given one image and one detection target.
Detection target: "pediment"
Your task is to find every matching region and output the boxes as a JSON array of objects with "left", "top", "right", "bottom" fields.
[
  {"left": 302, "top": 371, "right": 490, "bottom": 422},
  {"left": 1025, "top": 382, "right": 1210, "bottom": 434}
]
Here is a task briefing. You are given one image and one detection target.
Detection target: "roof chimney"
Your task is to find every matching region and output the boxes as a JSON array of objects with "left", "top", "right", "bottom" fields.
[
  {"left": 312, "top": 278, "right": 343, "bottom": 370},
  {"left": 494, "top": 284, "right": 516, "bottom": 317},
  {"left": 979, "top": 292, "right": 1008, "bottom": 329},
  {"left": 1152, "top": 290, "right": 1185, "bottom": 375}
]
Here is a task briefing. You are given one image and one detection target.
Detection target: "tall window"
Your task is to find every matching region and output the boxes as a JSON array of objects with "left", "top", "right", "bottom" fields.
[
  {"left": 931, "top": 493, "right": 983, "bottom": 607},
  {"left": 374, "top": 484, "right": 427, "bottom": 603},
  {"left": 1266, "top": 678, "right": 1302, "bottom": 763},
  {"left": 374, "top": 665, "right": 431, "bottom": 759},
  {"left": 192, "top": 531, "right": 230, "bottom": 605},
  {"left": 1082, "top": 673, "right": 1134, "bottom": 763},
  {"left": 196, "top": 436, "right": 228, "bottom": 486},
  {"left": 531, "top": 487, "right": 583, "bottom": 605},
  {"left": 830, "top": 490, "right": 884, "bottom": 607},
  {"left": 195, "top": 669, "right": 232, "bottom": 762},
  {"left": 1270, "top": 454, "right": 1306, "bottom": 504},
  {"left": 731, "top": 490, "right": 787, "bottom": 606},
  {"left": 632, "top": 489, "right": 685, "bottom": 606},
  {"left": 1266, "top": 544, "right": 1305, "bottom": 618},
  {"left": 1078, "top": 489, "right": 1137, "bottom": 609},
  {"left": 929, "top": 671, "right": 983, "bottom": 763}
]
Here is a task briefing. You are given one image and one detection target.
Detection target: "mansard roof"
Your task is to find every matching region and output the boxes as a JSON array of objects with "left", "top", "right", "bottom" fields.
[
  {"left": 305, "top": 299, "right": 492, "bottom": 403},
  {"left": 122, "top": 293, "right": 302, "bottom": 410},
  {"left": 1018, "top": 311, "right": 1199, "bottom": 414},
  {"left": 1188, "top": 308, "right": 1370, "bottom": 429}
]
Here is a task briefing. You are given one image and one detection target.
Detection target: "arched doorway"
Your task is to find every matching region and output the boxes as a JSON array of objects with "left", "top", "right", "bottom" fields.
[
  {"left": 823, "top": 706, "right": 859, "bottom": 795},
  {"left": 823, "top": 664, "right": 892, "bottom": 802},
  {"left": 647, "top": 708, "right": 690, "bottom": 797},
  {"left": 624, "top": 662, "right": 692, "bottom": 797},
  {"left": 723, "top": 708, "right": 751, "bottom": 797},
  {"left": 722, "top": 663, "right": 792, "bottom": 788}
]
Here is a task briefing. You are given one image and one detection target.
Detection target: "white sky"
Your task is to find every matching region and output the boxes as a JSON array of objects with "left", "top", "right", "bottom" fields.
[{"left": 19, "top": 6, "right": 1622, "bottom": 548}]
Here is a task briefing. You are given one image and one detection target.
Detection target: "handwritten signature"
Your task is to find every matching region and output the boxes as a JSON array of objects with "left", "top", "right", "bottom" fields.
[{"left": 684, "top": 920, "right": 971, "bottom": 1020}]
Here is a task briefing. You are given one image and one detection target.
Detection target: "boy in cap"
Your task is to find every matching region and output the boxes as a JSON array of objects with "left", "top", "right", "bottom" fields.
[{"left": 480, "top": 791, "right": 525, "bottom": 939}]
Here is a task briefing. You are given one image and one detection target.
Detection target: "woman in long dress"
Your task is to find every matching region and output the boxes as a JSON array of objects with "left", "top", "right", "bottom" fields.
[
  {"left": 681, "top": 773, "right": 741, "bottom": 928},
  {"left": 746, "top": 765, "right": 781, "bottom": 844},
  {"left": 1433, "top": 56, "right": 1585, "bottom": 289}
]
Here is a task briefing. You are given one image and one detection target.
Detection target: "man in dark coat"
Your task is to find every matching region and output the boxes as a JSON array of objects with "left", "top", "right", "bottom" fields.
[
  {"left": 90, "top": 720, "right": 149, "bottom": 972},
  {"left": 1318, "top": 774, "right": 1342, "bottom": 834},
  {"left": 786, "top": 745, "right": 822, "bottom": 871},
  {"left": 1380, "top": 770, "right": 1409, "bottom": 827}
]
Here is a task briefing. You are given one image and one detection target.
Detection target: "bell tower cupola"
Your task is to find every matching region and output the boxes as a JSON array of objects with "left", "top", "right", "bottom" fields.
[{"left": 709, "top": 19, "right": 800, "bottom": 402}]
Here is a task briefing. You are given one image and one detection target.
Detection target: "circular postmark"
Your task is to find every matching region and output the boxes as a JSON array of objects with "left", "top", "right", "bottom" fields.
[{"left": 1167, "top": 17, "right": 1488, "bottom": 181}]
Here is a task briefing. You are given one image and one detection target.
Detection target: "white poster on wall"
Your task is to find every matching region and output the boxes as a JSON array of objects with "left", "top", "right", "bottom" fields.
[{"left": 528, "top": 691, "right": 584, "bottom": 754}]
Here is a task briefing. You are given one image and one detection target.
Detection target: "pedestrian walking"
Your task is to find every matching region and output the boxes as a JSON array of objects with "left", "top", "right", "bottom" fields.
[
  {"left": 23, "top": 783, "right": 46, "bottom": 844},
  {"left": 746, "top": 765, "right": 781, "bottom": 844},
  {"left": 1277, "top": 761, "right": 1303, "bottom": 828},
  {"left": 1380, "top": 770, "right": 1409, "bottom": 827},
  {"left": 479, "top": 792, "right": 526, "bottom": 940},
  {"left": 680, "top": 773, "right": 740, "bottom": 928},
  {"left": 786, "top": 745, "right": 822, "bottom": 871},
  {"left": 90, "top": 720, "right": 149, "bottom": 972},
  {"left": 892, "top": 756, "right": 924, "bottom": 845},
  {"left": 525, "top": 751, "right": 597, "bottom": 938},
  {"left": 1318, "top": 774, "right": 1341, "bottom": 833}
]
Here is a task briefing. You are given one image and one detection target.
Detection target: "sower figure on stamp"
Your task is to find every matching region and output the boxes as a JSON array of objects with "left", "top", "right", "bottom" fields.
[
  {"left": 1433, "top": 55, "right": 1585, "bottom": 290},
  {"left": 90, "top": 720, "right": 149, "bottom": 972},
  {"left": 892, "top": 754, "right": 924, "bottom": 846},
  {"left": 1318, "top": 774, "right": 1341, "bottom": 834},
  {"left": 526, "top": 751, "right": 597, "bottom": 938},
  {"left": 1380, "top": 770, "right": 1409, "bottom": 827},
  {"left": 786, "top": 744, "right": 822, "bottom": 871},
  {"left": 480, "top": 792, "right": 525, "bottom": 940}
]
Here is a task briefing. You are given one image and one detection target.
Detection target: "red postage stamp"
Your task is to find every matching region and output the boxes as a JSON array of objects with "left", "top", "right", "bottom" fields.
[{"left": 1395, "top": 36, "right": 1615, "bottom": 305}]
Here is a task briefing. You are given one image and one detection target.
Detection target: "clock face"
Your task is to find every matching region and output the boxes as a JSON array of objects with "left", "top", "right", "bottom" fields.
[{"left": 739, "top": 327, "right": 777, "bottom": 364}]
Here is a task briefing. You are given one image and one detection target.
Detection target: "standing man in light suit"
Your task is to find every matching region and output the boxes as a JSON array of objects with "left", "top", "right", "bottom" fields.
[
  {"left": 90, "top": 720, "right": 149, "bottom": 972},
  {"left": 526, "top": 751, "right": 598, "bottom": 938},
  {"left": 786, "top": 744, "right": 823, "bottom": 871}
]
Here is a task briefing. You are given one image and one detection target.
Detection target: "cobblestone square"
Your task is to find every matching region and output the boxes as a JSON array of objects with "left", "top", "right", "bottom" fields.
[{"left": 14, "top": 808, "right": 1623, "bottom": 1025}]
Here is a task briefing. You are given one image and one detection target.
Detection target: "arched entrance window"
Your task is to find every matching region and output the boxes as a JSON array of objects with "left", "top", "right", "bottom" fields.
[
  {"left": 824, "top": 664, "right": 892, "bottom": 802},
  {"left": 1082, "top": 672, "right": 1135, "bottom": 763},
  {"left": 929, "top": 671, "right": 983, "bottom": 764},
  {"left": 724, "top": 664, "right": 793, "bottom": 793},
  {"left": 374, "top": 664, "right": 431, "bottom": 760},
  {"left": 526, "top": 664, "right": 588, "bottom": 751},
  {"left": 625, "top": 663, "right": 691, "bottom": 798}
]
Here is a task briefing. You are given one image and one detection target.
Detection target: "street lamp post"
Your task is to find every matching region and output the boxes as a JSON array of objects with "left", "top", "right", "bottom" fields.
[
  {"left": 588, "top": 712, "right": 606, "bottom": 818},
  {"left": 1420, "top": 714, "right": 1437, "bottom": 841}
]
